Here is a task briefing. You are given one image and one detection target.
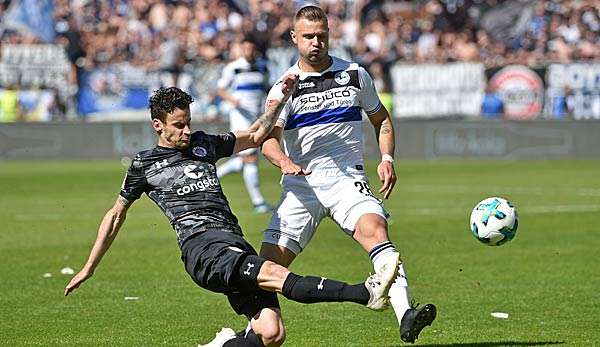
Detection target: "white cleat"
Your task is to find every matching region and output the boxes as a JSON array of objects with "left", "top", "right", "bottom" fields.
[
  {"left": 198, "top": 327, "right": 236, "bottom": 347},
  {"left": 365, "top": 252, "right": 400, "bottom": 311}
]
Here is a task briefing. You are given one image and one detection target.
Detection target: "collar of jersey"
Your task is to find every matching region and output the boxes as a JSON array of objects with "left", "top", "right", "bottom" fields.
[{"left": 296, "top": 55, "right": 336, "bottom": 77}]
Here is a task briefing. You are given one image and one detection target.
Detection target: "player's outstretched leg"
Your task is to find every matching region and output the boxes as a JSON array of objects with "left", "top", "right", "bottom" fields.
[
  {"left": 244, "top": 255, "right": 392, "bottom": 309},
  {"left": 400, "top": 303, "right": 437, "bottom": 343}
]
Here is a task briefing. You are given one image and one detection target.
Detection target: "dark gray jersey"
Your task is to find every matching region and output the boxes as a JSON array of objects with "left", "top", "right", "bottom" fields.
[{"left": 120, "top": 131, "right": 242, "bottom": 247}]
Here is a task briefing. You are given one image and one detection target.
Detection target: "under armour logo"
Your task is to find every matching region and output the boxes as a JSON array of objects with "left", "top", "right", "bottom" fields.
[
  {"left": 243, "top": 263, "right": 255, "bottom": 276},
  {"left": 317, "top": 277, "right": 327, "bottom": 290},
  {"left": 155, "top": 159, "right": 168, "bottom": 169}
]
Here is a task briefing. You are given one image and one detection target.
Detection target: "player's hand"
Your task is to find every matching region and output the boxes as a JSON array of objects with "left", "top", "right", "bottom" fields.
[
  {"left": 64, "top": 268, "right": 93, "bottom": 296},
  {"left": 281, "top": 159, "right": 311, "bottom": 176},
  {"left": 280, "top": 74, "right": 299, "bottom": 101},
  {"left": 377, "top": 160, "right": 396, "bottom": 199}
]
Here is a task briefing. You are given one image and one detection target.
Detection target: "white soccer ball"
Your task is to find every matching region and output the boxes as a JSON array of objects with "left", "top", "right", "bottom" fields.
[{"left": 470, "top": 197, "right": 518, "bottom": 246}]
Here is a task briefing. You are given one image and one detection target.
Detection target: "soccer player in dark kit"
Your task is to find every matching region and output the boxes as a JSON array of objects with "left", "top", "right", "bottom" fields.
[{"left": 64, "top": 77, "right": 393, "bottom": 347}]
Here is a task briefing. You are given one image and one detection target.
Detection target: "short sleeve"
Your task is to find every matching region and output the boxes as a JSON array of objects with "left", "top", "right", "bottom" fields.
[
  {"left": 265, "top": 80, "right": 292, "bottom": 126},
  {"left": 358, "top": 66, "right": 382, "bottom": 116},
  {"left": 208, "top": 132, "right": 237, "bottom": 160},
  {"left": 119, "top": 154, "right": 149, "bottom": 204}
]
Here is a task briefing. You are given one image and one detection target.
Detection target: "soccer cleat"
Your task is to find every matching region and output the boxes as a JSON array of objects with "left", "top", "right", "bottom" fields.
[
  {"left": 365, "top": 252, "right": 400, "bottom": 310},
  {"left": 400, "top": 303, "right": 437, "bottom": 343},
  {"left": 253, "top": 203, "right": 274, "bottom": 214},
  {"left": 198, "top": 327, "right": 236, "bottom": 347}
]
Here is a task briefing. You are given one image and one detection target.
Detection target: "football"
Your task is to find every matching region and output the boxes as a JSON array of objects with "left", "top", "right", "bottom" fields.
[{"left": 470, "top": 197, "right": 518, "bottom": 246}]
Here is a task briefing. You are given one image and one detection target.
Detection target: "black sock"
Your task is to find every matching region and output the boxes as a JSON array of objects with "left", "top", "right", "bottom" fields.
[
  {"left": 223, "top": 329, "right": 265, "bottom": 347},
  {"left": 282, "top": 273, "right": 369, "bottom": 305}
]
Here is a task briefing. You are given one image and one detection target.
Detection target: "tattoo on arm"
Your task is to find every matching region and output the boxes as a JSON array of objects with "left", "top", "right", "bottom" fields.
[
  {"left": 257, "top": 100, "right": 286, "bottom": 132},
  {"left": 258, "top": 115, "right": 271, "bottom": 130},
  {"left": 381, "top": 124, "right": 392, "bottom": 135}
]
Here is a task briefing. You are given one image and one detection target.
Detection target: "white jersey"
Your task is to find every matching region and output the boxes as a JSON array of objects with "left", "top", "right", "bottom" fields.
[
  {"left": 218, "top": 57, "right": 267, "bottom": 116},
  {"left": 266, "top": 56, "right": 382, "bottom": 175}
]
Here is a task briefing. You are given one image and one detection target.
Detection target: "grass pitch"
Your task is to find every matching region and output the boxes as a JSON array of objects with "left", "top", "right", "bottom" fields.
[{"left": 1, "top": 159, "right": 599, "bottom": 346}]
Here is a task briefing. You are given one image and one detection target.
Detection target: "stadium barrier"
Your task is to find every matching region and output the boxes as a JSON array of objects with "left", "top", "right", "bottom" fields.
[{"left": 1, "top": 120, "right": 599, "bottom": 160}]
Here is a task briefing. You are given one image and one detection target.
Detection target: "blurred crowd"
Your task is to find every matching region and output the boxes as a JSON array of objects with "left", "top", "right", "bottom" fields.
[
  {"left": 1, "top": 0, "right": 597, "bottom": 68},
  {"left": 0, "top": 0, "right": 599, "bottom": 121}
]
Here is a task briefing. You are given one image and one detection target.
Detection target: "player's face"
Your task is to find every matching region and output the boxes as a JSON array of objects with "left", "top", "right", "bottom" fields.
[
  {"left": 241, "top": 41, "right": 256, "bottom": 62},
  {"left": 292, "top": 18, "right": 329, "bottom": 66},
  {"left": 153, "top": 107, "right": 192, "bottom": 150}
]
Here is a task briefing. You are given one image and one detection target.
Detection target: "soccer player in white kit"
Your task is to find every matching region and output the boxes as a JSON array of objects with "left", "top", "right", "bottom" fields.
[
  {"left": 260, "top": 6, "right": 437, "bottom": 343},
  {"left": 217, "top": 38, "right": 273, "bottom": 213}
]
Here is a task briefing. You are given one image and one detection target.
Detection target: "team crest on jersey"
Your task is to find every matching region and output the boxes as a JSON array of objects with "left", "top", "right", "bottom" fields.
[
  {"left": 334, "top": 71, "right": 350, "bottom": 85},
  {"left": 192, "top": 146, "right": 207, "bottom": 157}
]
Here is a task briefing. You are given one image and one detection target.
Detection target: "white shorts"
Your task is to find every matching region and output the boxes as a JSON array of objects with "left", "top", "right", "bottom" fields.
[
  {"left": 264, "top": 169, "right": 389, "bottom": 254},
  {"left": 230, "top": 108, "right": 258, "bottom": 156}
]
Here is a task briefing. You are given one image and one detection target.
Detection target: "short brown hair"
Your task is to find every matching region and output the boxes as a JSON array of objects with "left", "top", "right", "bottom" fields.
[
  {"left": 148, "top": 87, "right": 193, "bottom": 122},
  {"left": 294, "top": 5, "right": 328, "bottom": 26}
]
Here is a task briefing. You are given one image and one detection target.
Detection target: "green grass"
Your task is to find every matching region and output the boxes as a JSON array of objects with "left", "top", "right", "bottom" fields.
[{"left": 1, "top": 159, "right": 599, "bottom": 346}]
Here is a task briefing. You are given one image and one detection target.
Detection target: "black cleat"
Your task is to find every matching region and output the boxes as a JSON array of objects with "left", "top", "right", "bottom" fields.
[{"left": 400, "top": 303, "right": 437, "bottom": 343}]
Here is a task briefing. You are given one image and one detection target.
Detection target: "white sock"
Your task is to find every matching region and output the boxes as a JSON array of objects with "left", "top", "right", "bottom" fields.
[
  {"left": 370, "top": 242, "right": 411, "bottom": 327},
  {"left": 217, "top": 156, "right": 243, "bottom": 178},
  {"left": 242, "top": 162, "right": 265, "bottom": 206},
  {"left": 389, "top": 263, "right": 411, "bottom": 326}
]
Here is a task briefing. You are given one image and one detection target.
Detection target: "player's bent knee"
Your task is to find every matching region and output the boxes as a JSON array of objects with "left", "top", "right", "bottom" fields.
[
  {"left": 252, "top": 309, "right": 286, "bottom": 346},
  {"left": 255, "top": 324, "right": 285, "bottom": 346},
  {"left": 353, "top": 214, "right": 390, "bottom": 251}
]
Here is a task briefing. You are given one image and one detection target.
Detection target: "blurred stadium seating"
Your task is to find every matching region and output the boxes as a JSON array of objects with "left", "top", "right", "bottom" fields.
[{"left": 0, "top": 0, "right": 599, "bottom": 122}]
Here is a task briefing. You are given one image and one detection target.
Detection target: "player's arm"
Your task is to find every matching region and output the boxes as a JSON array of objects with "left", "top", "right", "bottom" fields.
[
  {"left": 64, "top": 196, "right": 131, "bottom": 296},
  {"left": 232, "top": 74, "right": 298, "bottom": 154},
  {"left": 368, "top": 105, "right": 397, "bottom": 199},
  {"left": 261, "top": 124, "right": 311, "bottom": 176},
  {"left": 216, "top": 65, "right": 239, "bottom": 108}
]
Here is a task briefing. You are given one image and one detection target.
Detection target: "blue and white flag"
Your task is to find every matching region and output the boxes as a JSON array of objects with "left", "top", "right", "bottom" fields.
[{"left": 3, "top": 0, "right": 56, "bottom": 43}]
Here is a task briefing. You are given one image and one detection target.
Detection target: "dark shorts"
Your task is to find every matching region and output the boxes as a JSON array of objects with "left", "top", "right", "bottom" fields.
[{"left": 181, "top": 230, "right": 280, "bottom": 318}]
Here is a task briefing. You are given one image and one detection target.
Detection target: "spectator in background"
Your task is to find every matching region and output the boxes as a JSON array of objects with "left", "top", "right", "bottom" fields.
[
  {"left": 0, "top": 85, "right": 21, "bottom": 122},
  {"left": 369, "top": 60, "right": 394, "bottom": 116},
  {"left": 481, "top": 84, "right": 504, "bottom": 119},
  {"left": 1, "top": 0, "right": 599, "bottom": 121}
]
